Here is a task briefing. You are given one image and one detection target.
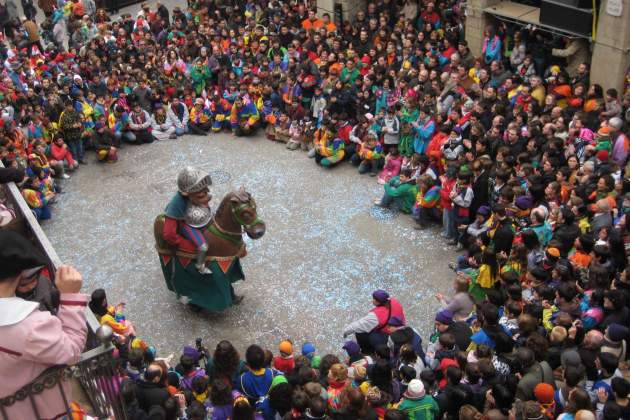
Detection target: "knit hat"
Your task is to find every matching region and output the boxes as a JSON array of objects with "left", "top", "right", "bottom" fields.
[
  {"left": 270, "top": 374, "right": 288, "bottom": 390},
  {"left": 279, "top": 340, "right": 293, "bottom": 355},
  {"left": 596, "top": 150, "right": 609, "bottom": 161},
  {"left": 372, "top": 289, "right": 390, "bottom": 304},
  {"left": 403, "top": 379, "right": 425, "bottom": 400},
  {"left": 534, "top": 383, "right": 555, "bottom": 404},
  {"left": 0, "top": 230, "right": 47, "bottom": 279},
  {"left": 477, "top": 205, "right": 491, "bottom": 217},
  {"left": 342, "top": 341, "right": 361, "bottom": 356},
  {"left": 597, "top": 126, "right": 611, "bottom": 136},
  {"left": 515, "top": 195, "right": 533, "bottom": 210},
  {"left": 301, "top": 342, "right": 316, "bottom": 356},
  {"left": 609, "top": 117, "right": 623, "bottom": 130},
  {"left": 547, "top": 247, "right": 560, "bottom": 258},
  {"left": 435, "top": 309, "right": 454, "bottom": 325},
  {"left": 607, "top": 323, "right": 629, "bottom": 342},
  {"left": 183, "top": 346, "right": 201, "bottom": 363}
]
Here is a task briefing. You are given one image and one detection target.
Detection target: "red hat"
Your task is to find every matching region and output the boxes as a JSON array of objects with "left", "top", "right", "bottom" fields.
[
  {"left": 596, "top": 149, "right": 609, "bottom": 161},
  {"left": 534, "top": 383, "right": 554, "bottom": 403}
]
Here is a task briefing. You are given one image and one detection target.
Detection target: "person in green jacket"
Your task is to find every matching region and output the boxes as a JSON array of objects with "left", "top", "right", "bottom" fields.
[
  {"left": 374, "top": 168, "right": 418, "bottom": 213},
  {"left": 396, "top": 379, "right": 440, "bottom": 420}
]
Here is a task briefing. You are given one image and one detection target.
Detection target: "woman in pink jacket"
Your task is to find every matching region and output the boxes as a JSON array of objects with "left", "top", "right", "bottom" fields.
[{"left": 0, "top": 230, "right": 88, "bottom": 420}]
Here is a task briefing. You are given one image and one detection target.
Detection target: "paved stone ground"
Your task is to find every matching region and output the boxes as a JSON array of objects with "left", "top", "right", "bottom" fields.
[{"left": 43, "top": 132, "right": 457, "bottom": 357}]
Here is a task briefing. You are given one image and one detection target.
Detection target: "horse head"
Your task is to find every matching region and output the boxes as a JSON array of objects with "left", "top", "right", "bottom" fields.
[{"left": 215, "top": 187, "right": 266, "bottom": 240}]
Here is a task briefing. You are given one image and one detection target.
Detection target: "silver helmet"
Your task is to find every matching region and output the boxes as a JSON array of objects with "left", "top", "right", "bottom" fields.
[
  {"left": 185, "top": 204, "right": 212, "bottom": 228},
  {"left": 177, "top": 166, "right": 212, "bottom": 194}
]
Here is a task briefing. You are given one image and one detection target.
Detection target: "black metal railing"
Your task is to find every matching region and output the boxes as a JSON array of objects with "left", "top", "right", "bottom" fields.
[{"left": 0, "top": 162, "right": 127, "bottom": 419}]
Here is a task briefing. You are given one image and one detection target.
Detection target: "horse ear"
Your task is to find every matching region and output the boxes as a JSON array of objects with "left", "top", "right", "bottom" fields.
[{"left": 239, "top": 186, "right": 246, "bottom": 194}]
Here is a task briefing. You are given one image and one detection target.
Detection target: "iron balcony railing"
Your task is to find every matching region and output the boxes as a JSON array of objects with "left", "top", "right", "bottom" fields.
[{"left": 0, "top": 162, "right": 127, "bottom": 419}]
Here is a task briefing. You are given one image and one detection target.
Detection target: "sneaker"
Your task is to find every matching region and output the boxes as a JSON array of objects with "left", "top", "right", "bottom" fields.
[
  {"left": 373, "top": 199, "right": 383, "bottom": 206},
  {"left": 62, "top": 173, "right": 70, "bottom": 179},
  {"left": 169, "top": 133, "right": 177, "bottom": 139}
]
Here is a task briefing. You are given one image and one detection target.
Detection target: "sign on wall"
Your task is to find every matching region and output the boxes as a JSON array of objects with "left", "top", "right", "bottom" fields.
[{"left": 606, "top": 0, "right": 623, "bottom": 16}]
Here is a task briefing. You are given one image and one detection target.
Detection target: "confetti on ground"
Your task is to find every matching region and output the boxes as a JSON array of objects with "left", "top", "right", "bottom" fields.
[{"left": 43, "top": 132, "right": 457, "bottom": 356}]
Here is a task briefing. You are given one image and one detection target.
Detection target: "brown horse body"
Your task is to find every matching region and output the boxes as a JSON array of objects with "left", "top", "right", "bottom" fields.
[{"left": 154, "top": 188, "right": 265, "bottom": 261}]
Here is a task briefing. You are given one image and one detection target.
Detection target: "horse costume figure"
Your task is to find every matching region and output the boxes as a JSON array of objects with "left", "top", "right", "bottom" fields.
[{"left": 155, "top": 167, "right": 265, "bottom": 311}]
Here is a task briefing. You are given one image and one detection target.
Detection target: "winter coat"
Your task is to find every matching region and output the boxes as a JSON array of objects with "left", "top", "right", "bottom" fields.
[{"left": 0, "top": 294, "right": 88, "bottom": 419}]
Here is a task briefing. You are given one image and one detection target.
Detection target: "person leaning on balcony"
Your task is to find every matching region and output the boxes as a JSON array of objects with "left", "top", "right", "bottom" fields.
[{"left": 0, "top": 230, "right": 88, "bottom": 419}]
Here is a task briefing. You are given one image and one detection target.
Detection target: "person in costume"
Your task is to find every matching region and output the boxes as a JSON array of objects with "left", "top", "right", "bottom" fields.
[
  {"left": 230, "top": 96, "right": 259, "bottom": 137},
  {"left": 357, "top": 133, "right": 383, "bottom": 176},
  {"left": 313, "top": 119, "right": 345, "bottom": 167},
  {"left": 209, "top": 91, "right": 231, "bottom": 133},
  {"left": 109, "top": 104, "right": 135, "bottom": 144},
  {"left": 162, "top": 167, "right": 244, "bottom": 310},
  {"left": 412, "top": 174, "right": 442, "bottom": 229},
  {"left": 342, "top": 289, "right": 406, "bottom": 354},
  {"left": 22, "top": 175, "right": 54, "bottom": 220},
  {"left": 189, "top": 98, "right": 212, "bottom": 135}
]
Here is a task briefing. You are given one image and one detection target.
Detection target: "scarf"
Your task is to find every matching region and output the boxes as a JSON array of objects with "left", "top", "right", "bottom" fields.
[
  {"left": 131, "top": 111, "right": 146, "bottom": 125},
  {"left": 154, "top": 112, "right": 166, "bottom": 125}
]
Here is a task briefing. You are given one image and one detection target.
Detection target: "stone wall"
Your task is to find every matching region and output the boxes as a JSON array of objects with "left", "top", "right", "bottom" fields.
[{"left": 590, "top": 0, "right": 630, "bottom": 94}]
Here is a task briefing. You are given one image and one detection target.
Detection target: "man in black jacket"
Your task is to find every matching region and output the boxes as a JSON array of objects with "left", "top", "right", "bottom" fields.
[
  {"left": 489, "top": 204, "right": 515, "bottom": 256},
  {"left": 470, "top": 159, "right": 489, "bottom": 220},
  {"left": 135, "top": 363, "right": 169, "bottom": 412}
]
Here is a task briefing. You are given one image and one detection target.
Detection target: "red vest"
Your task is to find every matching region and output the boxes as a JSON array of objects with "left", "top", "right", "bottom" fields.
[{"left": 370, "top": 299, "right": 405, "bottom": 334}]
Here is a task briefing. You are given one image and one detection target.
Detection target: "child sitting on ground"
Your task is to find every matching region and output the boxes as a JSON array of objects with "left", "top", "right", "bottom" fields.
[{"left": 286, "top": 118, "right": 304, "bottom": 150}]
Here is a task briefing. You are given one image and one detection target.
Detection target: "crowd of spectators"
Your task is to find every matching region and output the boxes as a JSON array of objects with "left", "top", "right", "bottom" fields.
[{"left": 1, "top": 0, "right": 630, "bottom": 418}]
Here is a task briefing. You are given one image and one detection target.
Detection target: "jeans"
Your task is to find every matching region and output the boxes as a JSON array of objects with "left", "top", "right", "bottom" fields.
[
  {"left": 443, "top": 208, "right": 456, "bottom": 239},
  {"left": 379, "top": 193, "right": 403, "bottom": 211},
  {"left": 414, "top": 206, "right": 440, "bottom": 226},
  {"left": 175, "top": 127, "right": 187, "bottom": 136},
  {"left": 115, "top": 131, "right": 136, "bottom": 144},
  {"left": 358, "top": 159, "right": 378, "bottom": 174},
  {"left": 33, "top": 205, "right": 52, "bottom": 220},
  {"left": 456, "top": 255, "right": 470, "bottom": 271},
  {"left": 66, "top": 138, "right": 84, "bottom": 162}
]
